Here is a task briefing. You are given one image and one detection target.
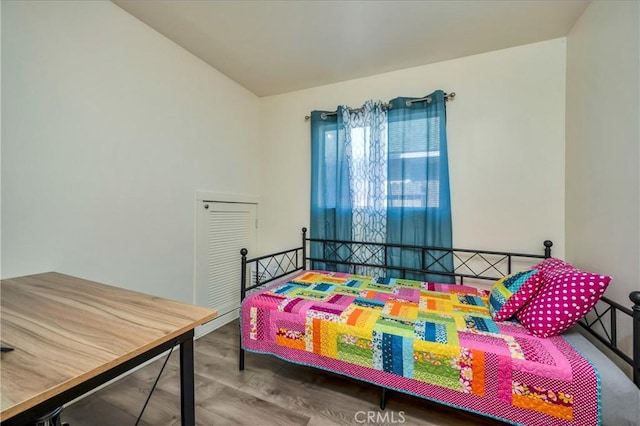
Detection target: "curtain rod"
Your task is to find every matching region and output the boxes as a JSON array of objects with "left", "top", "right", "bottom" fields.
[{"left": 304, "top": 92, "right": 455, "bottom": 121}]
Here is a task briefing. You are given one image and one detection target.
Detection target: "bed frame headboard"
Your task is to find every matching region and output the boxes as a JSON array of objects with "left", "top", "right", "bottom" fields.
[
  {"left": 241, "top": 227, "right": 551, "bottom": 297},
  {"left": 302, "top": 228, "right": 552, "bottom": 283},
  {"left": 240, "top": 227, "right": 640, "bottom": 387}
]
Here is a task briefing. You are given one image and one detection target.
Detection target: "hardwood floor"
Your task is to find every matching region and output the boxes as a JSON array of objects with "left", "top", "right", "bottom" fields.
[{"left": 62, "top": 320, "right": 503, "bottom": 425}]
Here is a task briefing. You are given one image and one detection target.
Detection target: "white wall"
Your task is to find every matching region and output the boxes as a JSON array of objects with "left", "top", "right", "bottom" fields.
[
  {"left": 0, "top": 2, "right": 3, "bottom": 279},
  {"left": 258, "top": 39, "right": 566, "bottom": 260},
  {"left": 566, "top": 2, "right": 640, "bottom": 309},
  {"left": 1, "top": 1, "right": 261, "bottom": 303}
]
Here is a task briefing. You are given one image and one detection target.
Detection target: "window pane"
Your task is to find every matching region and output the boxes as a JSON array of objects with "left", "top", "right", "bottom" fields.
[{"left": 388, "top": 115, "right": 441, "bottom": 208}]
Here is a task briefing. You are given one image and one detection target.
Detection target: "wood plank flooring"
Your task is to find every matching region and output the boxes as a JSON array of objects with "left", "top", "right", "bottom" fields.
[{"left": 62, "top": 320, "right": 503, "bottom": 425}]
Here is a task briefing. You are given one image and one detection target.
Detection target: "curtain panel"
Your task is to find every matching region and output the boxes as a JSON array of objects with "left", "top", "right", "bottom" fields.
[
  {"left": 310, "top": 90, "right": 453, "bottom": 282},
  {"left": 309, "top": 109, "right": 352, "bottom": 272}
]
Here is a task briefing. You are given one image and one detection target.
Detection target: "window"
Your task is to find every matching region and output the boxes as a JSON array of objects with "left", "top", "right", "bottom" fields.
[
  {"left": 340, "top": 115, "right": 443, "bottom": 210},
  {"left": 310, "top": 91, "right": 453, "bottom": 281}
]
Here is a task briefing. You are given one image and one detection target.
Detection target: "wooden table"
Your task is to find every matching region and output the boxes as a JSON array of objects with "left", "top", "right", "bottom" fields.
[{"left": 0, "top": 272, "right": 217, "bottom": 425}]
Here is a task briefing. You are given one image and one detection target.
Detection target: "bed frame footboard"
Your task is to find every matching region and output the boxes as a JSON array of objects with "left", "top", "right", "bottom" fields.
[
  {"left": 239, "top": 245, "right": 306, "bottom": 370},
  {"left": 576, "top": 291, "right": 640, "bottom": 387},
  {"left": 630, "top": 291, "right": 640, "bottom": 385}
]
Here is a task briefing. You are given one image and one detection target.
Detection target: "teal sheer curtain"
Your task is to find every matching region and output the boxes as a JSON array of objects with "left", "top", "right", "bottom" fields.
[
  {"left": 386, "top": 90, "right": 453, "bottom": 281},
  {"left": 309, "top": 108, "right": 352, "bottom": 272},
  {"left": 310, "top": 90, "right": 453, "bottom": 282}
]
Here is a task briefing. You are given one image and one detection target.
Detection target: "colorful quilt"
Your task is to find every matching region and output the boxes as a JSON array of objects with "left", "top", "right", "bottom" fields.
[{"left": 241, "top": 271, "right": 600, "bottom": 426}]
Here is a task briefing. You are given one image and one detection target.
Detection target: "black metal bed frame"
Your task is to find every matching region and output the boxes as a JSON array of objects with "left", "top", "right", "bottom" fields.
[{"left": 239, "top": 227, "right": 640, "bottom": 407}]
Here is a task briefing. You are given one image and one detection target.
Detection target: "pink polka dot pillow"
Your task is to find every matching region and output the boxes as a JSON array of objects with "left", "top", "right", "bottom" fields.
[
  {"left": 516, "top": 266, "right": 611, "bottom": 337},
  {"left": 530, "top": 257, "right": 569, "bottom": 273}
]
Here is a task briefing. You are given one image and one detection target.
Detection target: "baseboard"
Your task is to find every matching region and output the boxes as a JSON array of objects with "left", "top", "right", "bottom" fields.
[{"left": 195, "top": 309, "right": 238, "bottom": 338}]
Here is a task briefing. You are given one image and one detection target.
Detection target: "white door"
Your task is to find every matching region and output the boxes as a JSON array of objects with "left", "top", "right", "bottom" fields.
[{"left": 195, "top": 201, "right": 257, "bottom": 318}]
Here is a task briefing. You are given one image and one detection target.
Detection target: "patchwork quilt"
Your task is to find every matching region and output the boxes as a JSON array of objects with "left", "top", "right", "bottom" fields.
[{"left": 241, "top": 271, "right": 600, "bottom": 426}]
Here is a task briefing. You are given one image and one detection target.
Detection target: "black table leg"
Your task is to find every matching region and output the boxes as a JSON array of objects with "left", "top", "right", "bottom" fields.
[{"left": 180, "top": 332, "right": 195, "bottom": 426}]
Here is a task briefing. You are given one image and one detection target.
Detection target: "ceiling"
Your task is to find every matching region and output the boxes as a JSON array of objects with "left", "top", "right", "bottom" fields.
[{"left": 113, "top": 0, "right": 590, "bottom": 97}]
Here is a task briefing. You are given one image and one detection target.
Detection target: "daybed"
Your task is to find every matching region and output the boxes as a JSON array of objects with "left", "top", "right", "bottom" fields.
[{"left": 239, "top": 228, "right": 640, "bottom": 426}]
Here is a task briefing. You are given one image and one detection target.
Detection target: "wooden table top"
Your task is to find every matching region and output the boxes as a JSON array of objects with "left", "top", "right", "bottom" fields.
[{"left": 0, "top": 272, "right": 217, "bottom": 421}]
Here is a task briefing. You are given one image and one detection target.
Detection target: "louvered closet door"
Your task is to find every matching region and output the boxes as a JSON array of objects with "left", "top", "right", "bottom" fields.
[{"left": 195, "top": 201, "right": 257, "bottom": 316}]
